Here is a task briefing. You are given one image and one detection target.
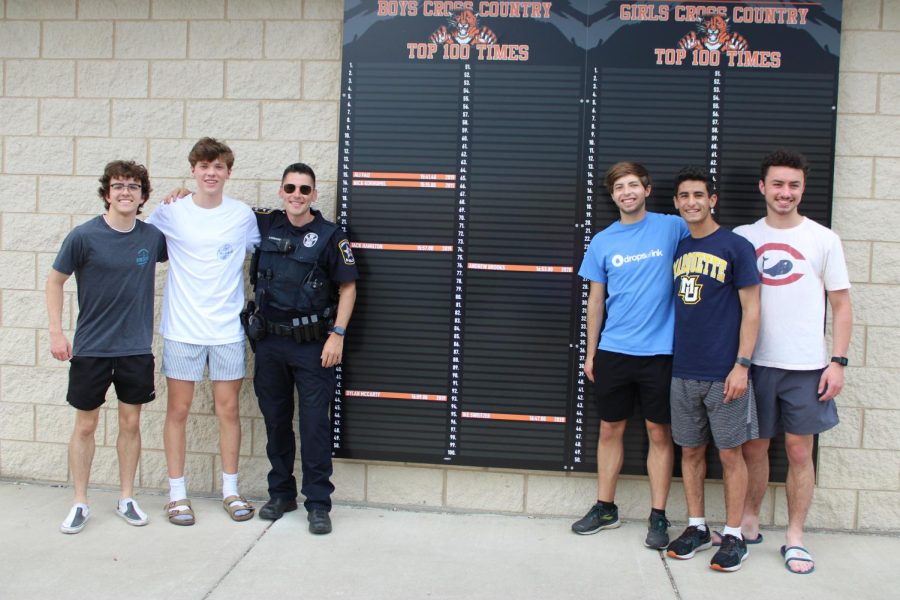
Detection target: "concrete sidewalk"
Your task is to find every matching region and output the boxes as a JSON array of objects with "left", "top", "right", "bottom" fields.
[{"left": 1, "top": 480, "right": 897, "bottom": 600}]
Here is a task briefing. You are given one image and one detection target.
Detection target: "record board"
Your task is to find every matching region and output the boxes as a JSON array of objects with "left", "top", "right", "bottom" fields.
[{"left": 333, "top": 1, "right": 843, "bottom": 480}]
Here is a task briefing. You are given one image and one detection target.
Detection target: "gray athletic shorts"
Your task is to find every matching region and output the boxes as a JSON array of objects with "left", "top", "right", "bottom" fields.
[
  {"left": 752, "top": 365, "right": 839, "bottom": 437},
  {"left": 670, "top": 377, "right": 759, "bottom": 449},
  {"left": 161, "top": 339, "right": 245, "bottom": 381}
]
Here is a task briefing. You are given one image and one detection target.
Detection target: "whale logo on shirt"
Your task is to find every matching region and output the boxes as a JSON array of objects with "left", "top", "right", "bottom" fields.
[
  {"left": 762, "top": 258, "right": 792, "bottom": 277},
  {"left": 755, "top": 243, "right": 805, "bottom": 286}
]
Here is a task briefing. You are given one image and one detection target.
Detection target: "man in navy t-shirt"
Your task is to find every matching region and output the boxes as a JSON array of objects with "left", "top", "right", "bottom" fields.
[
  {"left": 665, "top": 167, "right": 761, "bottom": 572},
  {"left": 48, "top": 160, "right": 167, "bottom": 534},
  {"left": 573, "top": 162, "right": 688, "bottom": 549}
]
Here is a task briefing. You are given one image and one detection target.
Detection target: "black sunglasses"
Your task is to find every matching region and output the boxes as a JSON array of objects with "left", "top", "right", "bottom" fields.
[{"left": 283, "top": 184, "right": 313, "bottom": 195}]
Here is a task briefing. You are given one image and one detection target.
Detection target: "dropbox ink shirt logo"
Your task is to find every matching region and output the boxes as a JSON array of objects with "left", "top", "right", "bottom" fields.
[
  {"left": 136, "top": 249, "right": 150, "bottom": 267},
  {"left": 611, "top": 248, "right": 663, "bottom": 268},
  {"left": 217, "top": 243, "right": 234, "bottom": 260}
]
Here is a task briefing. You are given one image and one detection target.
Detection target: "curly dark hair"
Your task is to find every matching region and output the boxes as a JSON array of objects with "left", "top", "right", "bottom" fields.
[
  {"left": 674, "top": 166, "right": 715, "bottom": 196},
  {"left": 97, "top": 160, "right": 152, "bottom": 213},
  {"left": 760, "top": 149, "right": 809, "bottom": 181}
]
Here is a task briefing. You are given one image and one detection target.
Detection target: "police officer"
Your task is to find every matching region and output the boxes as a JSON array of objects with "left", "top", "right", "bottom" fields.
[{"left": 251, "top": 163, "right": 358, "bottom": 534}]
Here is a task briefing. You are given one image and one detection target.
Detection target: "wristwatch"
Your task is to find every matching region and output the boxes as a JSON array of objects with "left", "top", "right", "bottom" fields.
[
  {"left": 331, "top": 326, "right": 346, "bottom": 337},
  {"left": 735, "top": 356, "right": 752, "bottom": 368},
  {"left": 831, "top": 356, "right": 848, "bottom": 366}
]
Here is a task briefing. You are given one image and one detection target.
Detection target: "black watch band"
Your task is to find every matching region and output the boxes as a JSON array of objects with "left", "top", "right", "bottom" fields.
[
  {"left": 831, "top": 356, "right": 848, "bottom": 366},
  {"left": 331, "top": 326, "right": 346, "bottom": 336}
]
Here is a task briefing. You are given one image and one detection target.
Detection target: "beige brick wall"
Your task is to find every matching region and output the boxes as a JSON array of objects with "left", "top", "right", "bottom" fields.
[{"left": 1, "top": 0, "right": 898, "bottom": 532}]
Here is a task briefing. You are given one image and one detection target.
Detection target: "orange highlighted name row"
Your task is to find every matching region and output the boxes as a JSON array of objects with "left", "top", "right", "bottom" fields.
[
  {"left": 354, "top": 171, "right": 456, "bottom": 181},
  {"left": 350, "top": 243, "right": 453, "bottom": 252},
  {"left": 353, "top": 179, "right": 456, "bottom": 189},
  {"left": 468, "top": 262, "right": 574, "bottom": 273},
  {"left": 462, "top": 411, "right": 566, "bottom": 424},
  {"left": 345, "top": 390, "right": 448, "bottom": 402}
]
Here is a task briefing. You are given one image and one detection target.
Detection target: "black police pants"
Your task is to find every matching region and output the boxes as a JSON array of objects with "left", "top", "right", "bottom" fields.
[{"left": 253, "top": 334, "right": 335, "bottom": 512}]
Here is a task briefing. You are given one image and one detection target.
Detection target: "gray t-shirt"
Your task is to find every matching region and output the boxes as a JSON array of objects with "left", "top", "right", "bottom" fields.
[{"left": 52, "top": 216, "right": 167, "bottom": 357}]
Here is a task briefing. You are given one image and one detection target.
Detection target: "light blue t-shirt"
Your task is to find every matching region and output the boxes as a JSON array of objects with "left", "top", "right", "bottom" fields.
[{"left": 578, "top": 212, "right": 689, "bottom": 356}]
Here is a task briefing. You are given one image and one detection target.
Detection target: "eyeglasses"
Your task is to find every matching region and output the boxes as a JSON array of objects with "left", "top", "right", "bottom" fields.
[
  {"left": 110, "top": 183, "right": 142, "bottom": 192},
  {"left": 283, "top": 184, "right": 313, "bottom": 195}
]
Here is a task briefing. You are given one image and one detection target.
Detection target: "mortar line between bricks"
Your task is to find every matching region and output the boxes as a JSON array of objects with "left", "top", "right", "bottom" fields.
[
  {"left": 658, "top": 550, "right": 683, "bottom": 600},
  {"left": 202, "top": 522, "right": 274, "bottom": 600}
]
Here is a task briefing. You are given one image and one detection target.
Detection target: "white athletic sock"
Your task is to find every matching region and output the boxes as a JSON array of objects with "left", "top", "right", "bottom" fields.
[
  {"left": 169, "top": 476, "right": 187, "bottom": 503},
  {"left": 688, "top": 517, "right": 707, "bottom": 531},
  {"left": 222, "top": 472, "right": 239, "bottom": 499},
  {"left": 722, "top": 525, "right": 743, "bottom": 540}
]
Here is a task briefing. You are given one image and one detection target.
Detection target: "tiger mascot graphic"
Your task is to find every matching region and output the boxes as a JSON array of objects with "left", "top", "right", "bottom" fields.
[
  {"left": 430, "top": 9, "right": 497, "bottom": 45},
  {"left": 678, "top": 15, "right": 748, "bottom": 52}
]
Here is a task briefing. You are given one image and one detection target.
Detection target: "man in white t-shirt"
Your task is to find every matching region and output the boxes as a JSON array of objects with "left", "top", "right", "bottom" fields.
[
  {"left": 147, "top": 138, "right": 261, "bottom": 525},
  {"left": 733, "top": 149, "right": 852, "bottom": 574}
]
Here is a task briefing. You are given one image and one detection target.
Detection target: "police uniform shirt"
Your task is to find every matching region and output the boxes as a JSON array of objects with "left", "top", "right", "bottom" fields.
[{"left": 254, "top": 208, "right": 359, "bottom": 322}]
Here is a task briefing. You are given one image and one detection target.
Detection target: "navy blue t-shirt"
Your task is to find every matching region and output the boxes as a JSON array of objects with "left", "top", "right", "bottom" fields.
[
  {"left": 52, "top": 216, "right": 167, "bottom": 357},
  {"left": 672, "top": 227, "right": 760, "bottom": 380}
]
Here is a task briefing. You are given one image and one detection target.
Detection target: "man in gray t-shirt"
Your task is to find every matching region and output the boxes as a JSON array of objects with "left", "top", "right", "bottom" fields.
[{"left": 47, "top": 160, "right": 167, "bottom": 534}]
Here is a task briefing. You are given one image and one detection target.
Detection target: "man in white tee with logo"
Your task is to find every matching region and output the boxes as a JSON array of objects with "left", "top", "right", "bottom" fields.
[
  {"left": 147, "top": 137, "right": 261, "bottom": 525},
  {"left": 733, "top": 149, "right": 852, "bottom": 574}
]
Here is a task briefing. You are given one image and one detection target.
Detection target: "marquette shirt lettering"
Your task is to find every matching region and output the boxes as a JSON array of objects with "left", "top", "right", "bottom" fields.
[{"left": 673, "top": 251, "right": 728, "bottom": 282}]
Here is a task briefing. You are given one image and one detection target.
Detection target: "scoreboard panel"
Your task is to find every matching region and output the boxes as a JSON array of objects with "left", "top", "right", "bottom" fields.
[{"left": 334, "top": 1, "right": 843, "bottom": 480}]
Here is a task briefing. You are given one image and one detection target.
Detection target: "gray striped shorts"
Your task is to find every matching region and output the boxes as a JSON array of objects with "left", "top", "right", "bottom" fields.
[
  {"left": 670, "top": 377, "right": 759, "bottom": 449},
  {"left": 161, "top": 339, "right": 245, "bottom": 382}
]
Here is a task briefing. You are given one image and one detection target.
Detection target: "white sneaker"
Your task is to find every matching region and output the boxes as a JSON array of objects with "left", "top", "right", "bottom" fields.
[
  {"left": 61, "top": 503, "right": 90, "bottom": 534},
  {"left": 116, "top": 498, "right": 149, "bottom": 527}
]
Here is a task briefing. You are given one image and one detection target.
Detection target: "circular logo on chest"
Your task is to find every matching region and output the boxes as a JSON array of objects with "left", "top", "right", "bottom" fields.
[
  {"left": 303, "top": 232, "right": 319, "bottom": 248},
  {"left": 217, "top": 243, "right": 234, "bottom": 260},
  {"left": 756, "top": 242, "right": 806, "bottom": 286}
]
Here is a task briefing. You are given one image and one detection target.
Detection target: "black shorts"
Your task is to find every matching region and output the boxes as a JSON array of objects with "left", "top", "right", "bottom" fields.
[
  {"left": 593, "top": 350, "right": 672, "bottom": 424},
  {"left": 66, "top": 354, "right": 156, "bottom": 411}
]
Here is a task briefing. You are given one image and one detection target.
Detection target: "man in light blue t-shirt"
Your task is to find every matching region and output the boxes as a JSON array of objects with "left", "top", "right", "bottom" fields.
[{"left": 571, "top": 161, "right": 688, "bottom": 549}]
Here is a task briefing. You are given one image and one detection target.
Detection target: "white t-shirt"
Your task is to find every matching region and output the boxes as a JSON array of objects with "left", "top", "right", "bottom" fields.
[
  {"left": 734, "top": 216, "right": 850, "bottom": 370},
  {"left": 147, "top": 195, "right": 260, "bottom": 345}
]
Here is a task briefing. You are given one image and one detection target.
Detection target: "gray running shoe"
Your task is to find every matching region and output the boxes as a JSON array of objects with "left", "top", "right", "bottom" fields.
[
  {"left": 571, "top": 502, "right": 620, "bottom": 535},
  {"left": 644, "top": 513, "right": 671, "bottom": 549}
]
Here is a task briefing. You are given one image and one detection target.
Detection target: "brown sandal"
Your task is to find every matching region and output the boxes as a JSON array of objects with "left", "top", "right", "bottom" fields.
[
  {"left": 223, "top": 495, "right": 255, "bottom": 521},
  {"left": 165, "top": 499, "right": 195, "bottom": 526}
]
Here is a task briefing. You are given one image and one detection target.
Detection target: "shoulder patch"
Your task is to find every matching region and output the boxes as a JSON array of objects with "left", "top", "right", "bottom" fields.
[{"left": 338, "top": 239, "right": 356, "bottom": 265}]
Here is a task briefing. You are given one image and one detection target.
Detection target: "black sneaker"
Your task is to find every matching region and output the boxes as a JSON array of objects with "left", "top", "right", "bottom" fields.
[
  {"left": 644, "top": 513, "right": 671, "bottom": 549},
  {"left": 666, "top": 525, "right": 712, "bottom": 559},
  {"left": 571, "top": 502, "right": 620, "bottom": 535},
  {"left": 710, "top": 534, "right": 749, "bottom": 572}
]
